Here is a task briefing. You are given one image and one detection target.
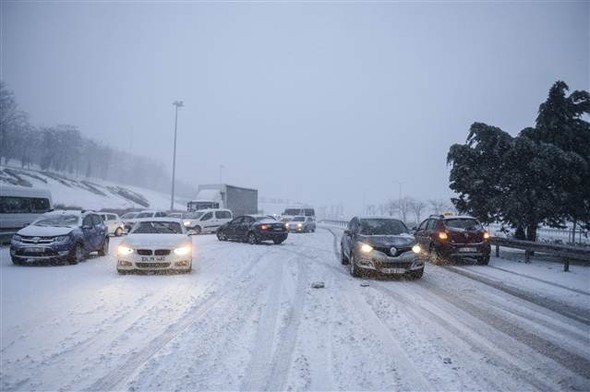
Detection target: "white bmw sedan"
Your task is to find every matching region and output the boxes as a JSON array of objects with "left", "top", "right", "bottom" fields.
[{"left": 116, "top": 218, "right": 194, "bottom": 274}]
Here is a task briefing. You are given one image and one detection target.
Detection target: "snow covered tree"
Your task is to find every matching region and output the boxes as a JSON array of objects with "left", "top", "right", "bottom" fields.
[
  {"left": 448, "top": 81, "right": 590, "bottom": 241},
  {"left": 447, "top": 122, "right": 513, "bottom": 224},
  {"left": 521, "top": 81, "right": 590, "bottom": 232}
]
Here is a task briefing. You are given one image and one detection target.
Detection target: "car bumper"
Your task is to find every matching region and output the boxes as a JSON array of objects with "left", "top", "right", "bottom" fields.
[
  {"left": 257, "top": 232, "right": 288, "bottom": 241},
  {"left": 354, "top": 250, "right": 425, "bottom": 275},
  {"left": 10, "top": 243, "right": 73, "bottom": 264},
  {"left": 438, "top": 242, "right": 491, "bottom": 258},
  {"left": 117, "top": 255, "right": 192, "bottom": 272},
  {"left": 287, "top": 226, "right": 305, "bottom": 232}
]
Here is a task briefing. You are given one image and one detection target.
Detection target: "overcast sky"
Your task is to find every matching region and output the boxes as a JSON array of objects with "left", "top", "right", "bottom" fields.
[{"left": 2, "top": 1, "right": 588, "bottom": 215}]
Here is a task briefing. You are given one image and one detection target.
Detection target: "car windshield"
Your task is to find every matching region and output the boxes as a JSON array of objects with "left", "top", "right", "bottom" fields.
[
  {"left": 189, "top": 211, "right": 205, "bottom": 219},
  {"left": 445, "top": 218, "right": 482, "bottom": 230},
  {"left": 359, "top": 219, "right": 408, "bottom": 235},
  {"left": 292, "top": 216, "right": 305, "bottom": 222},
  {"left": 34, "top": 215, "right": 79, "bottom": 227},
  {"left": 132, "top": 221, "right": 183, "bottom": 234}
]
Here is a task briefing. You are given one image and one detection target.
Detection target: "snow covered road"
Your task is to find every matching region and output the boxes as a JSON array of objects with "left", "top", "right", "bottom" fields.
[{"left": 2, "top": 227, "right": 589, "bottom": 391}]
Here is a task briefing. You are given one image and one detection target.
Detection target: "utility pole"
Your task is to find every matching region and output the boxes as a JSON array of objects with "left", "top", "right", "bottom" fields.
[{"left": 170, "top": 100, "right": 184, "bottom": 211}]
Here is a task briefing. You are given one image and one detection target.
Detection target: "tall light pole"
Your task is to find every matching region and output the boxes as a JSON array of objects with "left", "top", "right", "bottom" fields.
[{"left": 170, "top": 100, "right": 184, "bottom": 211}]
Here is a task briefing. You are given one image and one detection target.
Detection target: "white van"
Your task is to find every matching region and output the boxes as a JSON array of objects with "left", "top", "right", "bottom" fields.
[
  {"left": 0, "top": 186, "right": 53, "bottom": 235},
  {"left": 183, "top": 209, "right": 233, "bottom": 234}
]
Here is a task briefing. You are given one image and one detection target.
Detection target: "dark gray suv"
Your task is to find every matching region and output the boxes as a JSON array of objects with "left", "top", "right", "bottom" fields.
[{"left": 340, "top": 217, "right": 425, "bottom": 279}]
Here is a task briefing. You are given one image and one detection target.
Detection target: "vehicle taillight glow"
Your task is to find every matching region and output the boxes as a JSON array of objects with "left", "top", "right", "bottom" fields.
[
  {"left": 259, "top": 225, "right": 269, "bottom": 230},
  {"left": 438, "top": 232, "right": 448, "bottom": 240}
]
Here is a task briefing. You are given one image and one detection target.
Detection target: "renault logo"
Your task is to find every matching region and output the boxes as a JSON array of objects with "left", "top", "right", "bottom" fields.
[{"left": 390, "top": 246, "right": 397, "bottom": 255}]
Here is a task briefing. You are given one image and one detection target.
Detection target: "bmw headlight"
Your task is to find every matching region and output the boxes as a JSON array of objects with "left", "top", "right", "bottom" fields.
[
  {"left": 360, "top": 243, "right": 373, "bottom": 253},
  {"left": 117, "top": 245, "right": 134, "bottom": 256},
  {"left": 174, "top": 246, "right": 192, "bottom": 256}
]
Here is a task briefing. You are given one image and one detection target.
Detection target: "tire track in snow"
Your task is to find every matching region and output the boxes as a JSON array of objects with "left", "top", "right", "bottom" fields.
[
  {"left": 323, "top": 228, "right": 588, "bottom": 390},
  {"left": 266, "top": 253, "right": 309, "bottom": 391},
  {"left": 370, "top": 280, "right": 589, "bottom": 390},
  {"left": 241, "top": 257, "right": 285, "bottom": 391},
  {"left": 442, "top": 264, "right": 590, "bottom": 324},
  {"left": 87, "top": 251, "right": 268, "bottom": 392}
]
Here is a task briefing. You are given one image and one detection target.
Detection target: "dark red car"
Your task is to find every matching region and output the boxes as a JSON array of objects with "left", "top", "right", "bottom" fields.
[{"left": 413, "top": 215, "right": 491, "bottom": 264}]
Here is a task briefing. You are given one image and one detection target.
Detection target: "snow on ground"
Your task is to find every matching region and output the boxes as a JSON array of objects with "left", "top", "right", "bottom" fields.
[{"left": 1, "top": 225, "right": 589, "bottom": 391}]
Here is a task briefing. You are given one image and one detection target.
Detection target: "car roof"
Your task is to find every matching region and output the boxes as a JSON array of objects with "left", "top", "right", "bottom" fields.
[
  {"left": 357, "top": 216, "right": 404, "bottom": 221},
  {"left": 442, "top": 215, "right": 479, "bottom": 220}
]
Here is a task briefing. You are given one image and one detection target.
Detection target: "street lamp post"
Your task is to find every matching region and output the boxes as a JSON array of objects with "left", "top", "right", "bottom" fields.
[
  {"left": 393, "top": 181, "right": 405, "bottom": 219},
  {"left": 170, "top": 100, "right": 184, "bottom": 211}
]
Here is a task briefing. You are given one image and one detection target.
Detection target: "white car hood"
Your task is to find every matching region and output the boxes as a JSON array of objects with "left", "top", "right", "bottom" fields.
[
  {"left": 18, "top": 225, "right": 74, "bottom": 237},
  {"left": 122, "top": 234, "right": 191, "bottom": 248}
]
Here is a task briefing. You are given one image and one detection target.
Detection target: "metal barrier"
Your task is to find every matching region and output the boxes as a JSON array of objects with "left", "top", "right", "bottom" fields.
[{"left": 490, "top": 237, "right": 590, "bottom": 271}]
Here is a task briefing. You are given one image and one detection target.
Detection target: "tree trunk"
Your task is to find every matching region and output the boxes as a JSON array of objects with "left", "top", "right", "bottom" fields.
[{"left": 526, "top": 223, "right": 537, "bottom": 242}]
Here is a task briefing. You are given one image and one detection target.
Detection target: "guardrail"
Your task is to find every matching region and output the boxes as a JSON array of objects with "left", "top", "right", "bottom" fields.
[{"left": 490, "top": 237, "right": 590, "bottom": 271}]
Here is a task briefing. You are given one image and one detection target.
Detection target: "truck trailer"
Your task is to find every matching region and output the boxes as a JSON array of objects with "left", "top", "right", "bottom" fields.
[{"left": 187, "top": 184, "right": 258, "bottom": 216}]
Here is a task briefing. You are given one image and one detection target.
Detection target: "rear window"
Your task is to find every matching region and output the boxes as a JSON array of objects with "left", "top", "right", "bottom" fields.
[{"left": 444, "top": 218, "right": 482, "bottom": 230}]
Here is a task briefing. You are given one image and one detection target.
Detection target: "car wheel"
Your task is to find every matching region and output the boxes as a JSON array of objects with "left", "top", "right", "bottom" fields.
[
  {"left": 69, "top": 243, "right": 85, "bottom": 264},
  {"left": 248, "top": 232, "right": 259, "bottom": 245},
  {"left": 349, "top": 254, "right": 361, "bottom": 277},
  {"left": 478, "top": 254, "right": 490, "bottom": 265},
  {"left": 194, "top": 226, "right": 202, "bottom": 235},
  {"left": 115, "top": 228, "right": 123, "bottom": 237},
  {"left": 340, "top": 245, "right": 349, "bottom": 265},
  {"left": 217, "top": 231, "right": 226, "bottom": 241},
  {"left": 11, "top": 257, "right": 22, "bottom": 265},
  {"left": 429, "top": 244, "right": 443, "bottom": 264},
  {"left": 411, "top": 268, "right": 424, "bottom": 279},
  {"left": 98, "top": 237, "right": 109, "bottom": 256}
]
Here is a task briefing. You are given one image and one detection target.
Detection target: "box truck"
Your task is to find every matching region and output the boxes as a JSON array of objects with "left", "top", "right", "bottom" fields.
[{"left": 187, "top": 184, "right": 258, "bottom": 217}]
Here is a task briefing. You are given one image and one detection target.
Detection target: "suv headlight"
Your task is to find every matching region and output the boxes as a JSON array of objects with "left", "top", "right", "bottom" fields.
[
  {"left": 359, "top": 243, "right": 373, "bottom": 253},
  {"left": 412, "top": 244, "right": 422, "bottom": 254},
  {"left": 53, "top": 235, "right": 70, "bottom": 243},
  {"left": 118, "top": 245, "right": 134, "bottom": 256},
  {"left": 12, "top": 234, "right": 22, "bottom": 242}
]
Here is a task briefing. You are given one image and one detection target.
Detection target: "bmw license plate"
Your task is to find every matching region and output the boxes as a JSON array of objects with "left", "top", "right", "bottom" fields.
[
  {"left": 382, "top": 268, "right": 405, "bottom": 274},
  {"left": 141, "top": 256, "right": 166, "bottom": 262},
  {"left": 459, "top": 247, "right": 477, "bottom": 253}
]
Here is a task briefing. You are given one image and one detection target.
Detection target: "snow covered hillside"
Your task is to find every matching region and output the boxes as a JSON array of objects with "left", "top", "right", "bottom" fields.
[{"left": 0, "top": 166, "right": 191, "bottom": 211}]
